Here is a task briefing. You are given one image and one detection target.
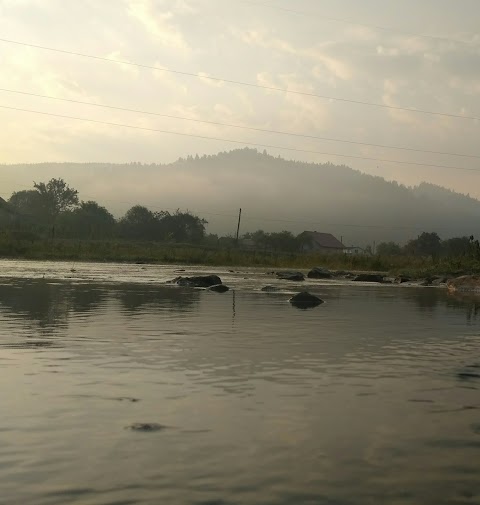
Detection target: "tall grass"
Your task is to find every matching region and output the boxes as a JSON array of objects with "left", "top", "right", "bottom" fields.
[{"left": 0, "top": 236, "right": 479, "bottom": 277}]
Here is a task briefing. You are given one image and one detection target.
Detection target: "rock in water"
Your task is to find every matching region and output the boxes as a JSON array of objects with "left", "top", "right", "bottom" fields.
[
  {"left": 353, "top": 274, "right": 384, "bottom": 283},
  {"left": 447, "top": 275, "right": 480, "bottom": 293},
  {"left": 261, "top": 285, "right": 280, "bottom": 292},
  {"left": 171, "top": 274, "right": 222, "bottom": 288},
  {"left": 289, "top": 291, "right": 324, "bottom": 309},
  {"left": 208, "top": 284, "right": 230, "bottom": 293},
  {"left": 126, "top": 423, "right": 167, "bottom": 432},
  {"left": 307, "top": 267, "right": 332, "bottom": 279},
  {"left": 276, "top": 271, "right": 305, "bottom": 281}
]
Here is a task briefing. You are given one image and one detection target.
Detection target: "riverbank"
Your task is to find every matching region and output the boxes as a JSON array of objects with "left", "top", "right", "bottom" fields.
[{"left": 0, "top": 237, "right": 479, "bottom": 280}]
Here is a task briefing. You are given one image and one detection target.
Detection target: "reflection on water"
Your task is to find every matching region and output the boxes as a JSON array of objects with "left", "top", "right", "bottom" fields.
[
  {"left": 0, "top": 267, "right": 479, "bottom": 505},
  {"left": 405, "top": 287, "right": 480, "bottom": 321}
]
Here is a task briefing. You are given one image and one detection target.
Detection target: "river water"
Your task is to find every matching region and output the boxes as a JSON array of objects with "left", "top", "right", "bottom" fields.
[{"left": 0, "top": 259, "right": 479, "bottom": 505}]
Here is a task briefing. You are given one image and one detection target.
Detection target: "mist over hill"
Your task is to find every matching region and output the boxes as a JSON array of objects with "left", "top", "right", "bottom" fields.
[{"left": 3, "top": 148, "right": 480, "bottom": 247}]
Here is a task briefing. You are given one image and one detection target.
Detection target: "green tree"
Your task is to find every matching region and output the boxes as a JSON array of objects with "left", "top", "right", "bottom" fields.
[
  {"left": 32, "top": 179, "right": 79, "bottom": 237},
  {"left": 118, "top": 205, "right": 159, "bottom": 240},
  {"left": 57, "top": 201, "right": 116, "bottom": 239},
  {"left": 0, "top": 196, "right": 14, "bottom": 215},
  {"left": 33, "top": 178, "right": 79, "bottom": 220},
  {"left": 405, "top": 232, "right": 442, "bottom": 259},
  {"left": 267, "top": 230, "right": 298, "bottom": 252},
  {"left": 442, "top": 236, "right": 471, "bottom": 257},
  {"left": 469, "top": 235, "right": 480, "bottom": 260},
  {"left": 9, "top": 190, "right": 46, "bottom": 218},
  {"left": 9, "top": 190, "right": 49, "bottom": 234},
  {"left": 161, "top": 210, "right": 207, "bottom": 243},
  {"left": 249, "top": 230, "right": 268, "bottom": 249},
  {"left": 376, "top": 241, "right": 403, "bottom": 256}
]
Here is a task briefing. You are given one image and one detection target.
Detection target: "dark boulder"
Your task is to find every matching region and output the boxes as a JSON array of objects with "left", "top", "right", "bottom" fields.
[
  {"left": 353, "top": 274, "right": 384, "bottom": 283},
  {"left": 208, "top": 284, "right": 230, "bottom": 293},
  {"left": 276, "top": 271, "right": 305, "bottom": 281},
  {"left": 307, "top": 267, "right": 332, "bottom": 279},
  {"left": 171, "top": 274, "right": 222, "bottom": 288},
  {"left": 289, "top": 291, "right": 324, "bottom": 309}
]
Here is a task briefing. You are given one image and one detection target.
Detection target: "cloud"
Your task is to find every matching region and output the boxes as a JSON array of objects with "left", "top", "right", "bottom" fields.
[
  {"left": 234, "top": 27, "right": 353, "bottom": 82},
  {"left": 256, "top": 72, "right": 330, "bottom": 132},
  {"left": 105, "top": 51, "right": 140, "bottom": 78},
  {"left": 126, "top": 0, "right": 190, "bottom": 53},
  {"left": 1, "top": 0, "right": 480, "bottom": 208}
]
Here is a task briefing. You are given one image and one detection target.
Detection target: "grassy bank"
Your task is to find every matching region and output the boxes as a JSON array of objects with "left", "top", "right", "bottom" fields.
[{"left": 0, "top": 237, "right": 478, "bottom": 278}]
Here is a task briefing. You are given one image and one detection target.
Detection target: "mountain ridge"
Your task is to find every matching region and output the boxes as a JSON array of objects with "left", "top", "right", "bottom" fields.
[{"left": 3, "top": 148, "right": 479, "bottom": 246}]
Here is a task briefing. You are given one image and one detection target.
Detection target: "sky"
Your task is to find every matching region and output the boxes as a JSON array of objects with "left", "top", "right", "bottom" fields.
[{"left": 1, "top": 0, "right": 480, "bottom": 209}]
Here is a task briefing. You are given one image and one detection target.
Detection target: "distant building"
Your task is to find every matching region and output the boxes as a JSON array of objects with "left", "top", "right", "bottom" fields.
[
  {"left": 0, "top": 197, "right": 10, "bottom": 212},
  {"left": 240, "top": 238, "right": 256, "bottom": 250},
  {"left": 0, "top": 197, "right": 14, "bottom": 217},
  {"left": 298, "top": 231, "right": 345, "bottom": 254},
  {"left": 343, "top": 246, "right": 371, "bottom": 256}
]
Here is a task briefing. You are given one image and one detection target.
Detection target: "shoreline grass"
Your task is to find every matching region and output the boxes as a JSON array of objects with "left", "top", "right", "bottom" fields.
[{"left": 0, "top": 237, "right": 478, "bottom": 278}]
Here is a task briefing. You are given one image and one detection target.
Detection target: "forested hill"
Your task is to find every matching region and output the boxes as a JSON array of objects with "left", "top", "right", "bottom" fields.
[{"left": 3, "top": 148, "right": 480, "bottom": 246}]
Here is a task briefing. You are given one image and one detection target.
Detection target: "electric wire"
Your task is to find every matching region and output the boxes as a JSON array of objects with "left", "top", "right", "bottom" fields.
[
  {"left": 1, "top": 87, "right": 478, "bottom": 159},
  {"left": 234, "top": 0, "right": 478, "bottom": 46},
  {"left": 1, "top": 105, "right": 479, "bottom": 172},
  {"left": 1, "top": 37, "right": 478, "bottom": 122}
]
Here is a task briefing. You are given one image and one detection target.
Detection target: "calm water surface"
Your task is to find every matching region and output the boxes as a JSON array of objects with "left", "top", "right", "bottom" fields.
[{"left": 1, "top": 259, "right": 480, "bottom": 505}]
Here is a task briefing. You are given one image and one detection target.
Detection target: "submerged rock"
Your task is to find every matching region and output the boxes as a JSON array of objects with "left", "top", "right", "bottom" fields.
[
  {"left": 115, "top": 397, "right": 140, "bottom": 403},
  {"left": 170, "top": 274, "right": 222, "bottom": 288},
  {"left": 276, "top": 271, "right": 305, "bottom": 281},
  {"left": 420, "top": 277, "right": 434, "bottom": 286},
  {"left": 457, "top": 371, "right": 480, "bottom": 380},
  {"left": 208, "top": 284, "right": 230, "bottom": 293},
  {"left": 457, "top": 364, "right": 480, "bottom": 381},
  {"left": 261, "top": 285, "right": 281, "bottom": 292},
  {"left": 289, "top": 291, "right": 324, "bottom": 309},
  {"left": 332, "top": 270, "right": 351, "bottom": 277},
  {"left": 307, "top": 267, "right": 332, "bottom": 279},
  {"left": 447, "top": 275, "right": 480, "bottom": 293},
  {"left": 126, "top": 423, "right": 167, "bottom": 432},
  {"left": 353, "top": 274, "right": 385, "bottom": 283}
]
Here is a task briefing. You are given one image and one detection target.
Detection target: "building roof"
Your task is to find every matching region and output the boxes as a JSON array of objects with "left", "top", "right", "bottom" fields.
[
  {"left": 301, "top": 231, "right": 345, "bottom": 249},
  {"left": 0, "top": 197, "right": 15, "bottom": 215}
]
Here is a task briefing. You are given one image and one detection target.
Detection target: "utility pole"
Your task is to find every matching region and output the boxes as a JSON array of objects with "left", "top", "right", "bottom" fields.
[{"left": 235, "top": 208, "right": 242, "bottom": 246}]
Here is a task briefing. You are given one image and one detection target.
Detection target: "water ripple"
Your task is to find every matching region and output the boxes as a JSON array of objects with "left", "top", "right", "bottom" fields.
[{"left": 0, "top": 261, "right": 479, "bottom": 504}]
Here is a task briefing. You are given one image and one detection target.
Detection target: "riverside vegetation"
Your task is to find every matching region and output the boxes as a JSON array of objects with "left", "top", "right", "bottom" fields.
[{"left": 1, "top": 178, "right": 480, "bottom": 279}]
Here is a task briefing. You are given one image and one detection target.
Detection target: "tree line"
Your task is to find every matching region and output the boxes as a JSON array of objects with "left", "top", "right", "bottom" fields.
[
  {"left": 1, "top": 178, "right": 207, "bottom": 243},
  {"left": 377, "top": 232, "right": 480, "bottom": 260},
  {"left": 1, "top": 178, "right": 478, "bottom": 260}
]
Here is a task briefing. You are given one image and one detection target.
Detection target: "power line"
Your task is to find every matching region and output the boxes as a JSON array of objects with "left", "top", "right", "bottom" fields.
[
  {"left": 1, "top": 104, "right": 479, "bottom": 172},
  {"left": 2, "top": 87, "right": 478, "bottom": 160},
  {"left": 235, "top": 0, "right": 477, "bottom": 46},
  {"left": 1, "top": 37, "right": 479, "bottom": 122}
]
